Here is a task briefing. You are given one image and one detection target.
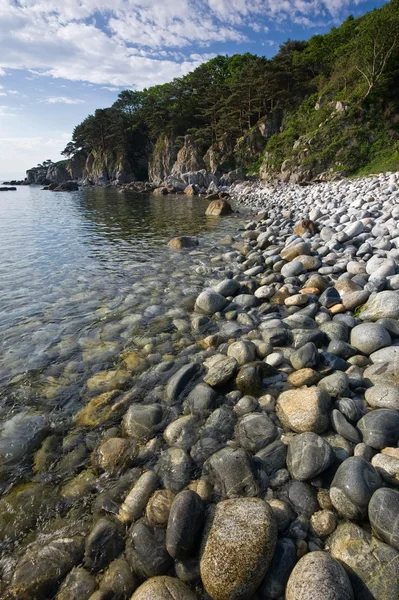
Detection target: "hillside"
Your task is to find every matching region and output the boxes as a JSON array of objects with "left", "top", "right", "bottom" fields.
[{"left": 34, "top": 0, "right": 399, "bottom": 186}]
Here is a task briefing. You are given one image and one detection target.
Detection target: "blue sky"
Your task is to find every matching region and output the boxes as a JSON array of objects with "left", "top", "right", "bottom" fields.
[{"left": 0, "top": 0, "right": 389, "bottom": 180}]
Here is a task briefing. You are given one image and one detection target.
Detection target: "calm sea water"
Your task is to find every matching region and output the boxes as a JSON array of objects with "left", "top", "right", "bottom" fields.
[{"left": 0, "top": 186, "right": 239, "bottom": 418}]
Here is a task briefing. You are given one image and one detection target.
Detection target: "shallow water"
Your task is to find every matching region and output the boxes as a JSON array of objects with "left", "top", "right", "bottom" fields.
[{"left": 0, "top": 186, "right": 239, "bottom": 423}]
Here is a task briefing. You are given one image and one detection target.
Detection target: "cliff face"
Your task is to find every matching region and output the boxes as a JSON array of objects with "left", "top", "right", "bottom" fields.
[
  {"left": 171, "top": 135, "right": 205, "bottom": 177},
  {"left": 148, "top": 136, "right": 178, "bottom": 186}
]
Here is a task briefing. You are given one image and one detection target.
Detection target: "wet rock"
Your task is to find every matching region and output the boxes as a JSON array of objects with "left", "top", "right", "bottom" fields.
[
  {"left": 276, "top": 387, "right": 331, "bottom": 433},
  {"left": 168, "top": 236, "right": 199, "bottom": 249},
  {"left": 286, "top": 551, "right": 353, "bottom": 600},
  {"left": 205, "top": 199, "right": 233, "bottom": 216},
  {"left": 200, "top": 498, "right": 277, "bottom": 600},
  {"left": 122, "top": 404, "right": 167, "bottom": 441},
  {"left": 256, "top": 440, "right": 288, "bottom": 475},
  {"left": 331, "top": 409, "right": 361, "bottom": 443},
  {"left": 0, "top": 411, "right": 48, "bottom": 479},
  {"left": 155, "top": 448, "right": 193, "bottom": 492},
  {"left": 131, "top": 576, "right": 198, "bottom": 599},
  {"left": 92, "top": 437, "right": 137, "bottom": 474},
  {"left": 9, "top": 536, "right": 84, "bottom": 598},
  {"left": 86, "top": 369, "right": 131, "bottom": 394},
  {"left": 357, "top": 409, "right": 399, "bottom": 449},
  {"left": 236, "top": 361, "right": 278, "bottom": 396},
  {"left": 214, "top": 278, "right": 240, "bottom": 297},
  {"left": 227, "top": 340, "right": 257, "bottom": 365},
  {"left": 56, "top": 567, "right": 96, "bottom": 600},
  {"left": 287, "top": 433, "right": 334, "bottom": 480},
  {"left": 118, "top": 470, "right": 158, "bottom": 523},
  {"left": 318, "top": 371, "right": 349, "bottom": 397},
  {"left": 126, "top": 520, "right": 173, "bottom": 578},
  {"left": 330, "top": 457, "right": 382, "bottom": 519},
  {"left": 146, "top": 490, "right": 175, "bottom": 528},
  {"left": 98, "top": 557, "right": 137, "bottom": 599},
  {"left": 203, "top": 355, "right": 238, "bottom": 387},
  {"left": 184, "top": 383, "right": 218, "bottom": 416},
  {"left": 371, "top": 450, "right": 399, "bottom": 485},
  {"left": 84, "top": 518, "right": 124, "bottom": 573},
  {"left": 164, "top": 363, "right": 201, "bottom": 404},
  {"left": 204, "top": 447, "right": 259, "bottom": 499},
  {"left": 329, "top": 522, "right": 399, "bottom": 600},
  {"left": 166, "top": 490, "right": 204, "bottom": 558},
  {"left": 368, "top": 488, "right": 399, "bottom": 550},
  {"left": 310, "top": 510, "right": 337, "bottom": 537},
  {"left": 75, "top": 391, "right": 130, "bottom": 428},
  {"left": 290, "top": 342, "right": 319, "bottom": 370},
  {"left": 236, "top": 413, "right": 277, "bottom": 453}
]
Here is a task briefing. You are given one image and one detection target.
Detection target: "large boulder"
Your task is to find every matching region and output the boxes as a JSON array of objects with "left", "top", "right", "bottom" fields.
[
  {"left": 286, "top": 551, "right": 353, "bottom": 600},
  {"left": 168, "top": 236, "right": 199, "bottom": 249},
  {"left": 200, "top": 498, "right": 277, "bottom": 600},
  {"left": 53, "top": 181, "right": 79, "bottom": 191},
  {"left": 205, "top": 199, "right": 233, "bottom": 216},
  {"left": 359, "top": 291, "right": 399, "bottom": 321}
]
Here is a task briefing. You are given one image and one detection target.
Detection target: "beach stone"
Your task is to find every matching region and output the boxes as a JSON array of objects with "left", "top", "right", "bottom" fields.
[
  {"left": 86, "top": 369, "right": 131, "bottom": 393},
  {"left": 294, "top": 220, "right": 318, "bottom": 236},
  {"left": 56, "top": 567, "right": 96, "bottom": 600},
  {"left": 205, "top": 199, "right": 233, "bottom": 216},
  {"left": 200, "top": 498, "right": 277, "bottom": 600},
  {"left": 329, "top": 522, "right": 399, "bottom": 600},
  {"left": 204, "top": 355, "right": 238, "bottom": 386},
  {"left": 276, "top": 387, "right": 331, "bottom": 433},
  {"left": 363, "top": 361, "right": 399, "bottom": 386},
  {"left": 287, "top": 480, "right": 319, "bottom": 516},
  {"left": 214, "top": 279, "right": 240, "bottom": 297},
  {"left": 97, "top": 558, "right": 137, "bottom": 599},
  {"left": 287, "top": 433, "right": 334, "bottom": 480},
  {"left": 330, "top": 457, "right": 382, "bottom": 519},
  {"left": 359, "top": 290, "right": 399, "bottom": 321},
  {"left": 256, "top": 537, "right": 297, "bottom": 599},
  {"left": 195, "top": 289, "right": 227, "bottom": 314},
  {"left": 281, "top": 261, "right": 304, "bottom": 278},
  {"left": 122, "top": 404, "right": 167, "bottom": 441},
  {"left": 84, "top": 518, "right": 124, "bottom": 573},
  {"left": 357, "top": 409, "right": 399, "bottom": 449},
  {"left": 118, "top": 471, "right": 159, "bottom": 523},
  {"left": 288, "top": 368, "right": 320, "bottom": 387},
  {"left": 310, "top": 510, "right": 337, "bottom": 537},
  {"left": 131, "top": 576, "right": 198, "bottom": 600},
  {"left": 92, "top": 437, "right": 137, "bottom": 474},
  {"left": 350, "top": 323, "right": 391, "bottom": 355},
  {"left": 371, "top": 451, "right": 399, "bottom": 485},
  {"left": 331, "top": 410, "right": 361, "bottom": 443},
  {"left": 290, "top": 342, "right": 319, "bottom": 370},
  {"left": 73, "top": 391, "right": 129, "bottom": 428},
  {"left": 370, "top": 345, "right": 399, "bottom": 363},
  {"left": 256, "top": 440, "right": 287, "bottom": 475},
  {"left": 0, "top": 411, "right": 48, "bottom": 478},
  {"left": 204, "top": 447, "right": 258, "bottom": 499},
  {"left": 286, "top": 551, "right": 353, "bottom": 600},
  {"left": 236, "top": 361, "right": 278, "bottom": 396},
  {"left": 163, "top": 415, "right": 199, "bottom": 451},
  {"left": 164, "top": 363, "right": 201, "bottom": 404},
  {"left": 146, "top": 490, "right": 175, "bottom": 528},
  {"left": 365, "top": 385, "right": 399, "bottom": 410},
  {"left": 318, "top": 371, "right": 349, "bottom": 397},
  {"left": 319, "top": 287, "right": 341, "bottom": 308},
  {"left": 236, "top": 413, "right": 277, "bottom": 453},
  {"left": 184, "top": 383, "right": 218, "bottom": 416},
  {"left": 369, "top": 488, "right": 399, "bottom": 550},
  {"left": 168, "top": 236, "right": 199, "bottom": 249},
  {"left": 126, "top": 521, "right": 173, "bottom": 578},
  {"left": 227, "top": 340, "right": 257, "bottom": 365},
  {"left": 281, "top": 241, "right": 310, "bottom": 261},
  {"left": 156, "top": 448, "right": 193, "bottom": 492},
  {"left": 166, "top": 490, "right": 204, "bottom": 558}
]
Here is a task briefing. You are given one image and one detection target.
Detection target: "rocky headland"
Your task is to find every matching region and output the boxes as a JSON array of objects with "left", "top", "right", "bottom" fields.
[{"left": 1, "top": 169, "right": 399, "bottom": 599}]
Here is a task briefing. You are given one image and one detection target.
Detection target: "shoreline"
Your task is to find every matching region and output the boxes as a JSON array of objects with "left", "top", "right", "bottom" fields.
[{"left": 1, "top": 170, "right": 399, "bottom": 598}]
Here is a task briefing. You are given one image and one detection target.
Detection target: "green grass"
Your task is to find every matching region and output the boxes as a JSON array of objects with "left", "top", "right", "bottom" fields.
[{"left": 355, "top": 148, "right": 399, "bottom": 177}]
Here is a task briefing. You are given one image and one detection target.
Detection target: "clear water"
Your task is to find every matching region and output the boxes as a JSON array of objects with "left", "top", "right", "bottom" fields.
[{"left": 0, "top": 186, "right": 239, "bottom": 420}]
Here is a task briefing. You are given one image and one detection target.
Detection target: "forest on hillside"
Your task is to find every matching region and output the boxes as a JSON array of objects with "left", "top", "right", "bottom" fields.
[{"left": 61, "top": 0, "right": 399, "bottom": 181}]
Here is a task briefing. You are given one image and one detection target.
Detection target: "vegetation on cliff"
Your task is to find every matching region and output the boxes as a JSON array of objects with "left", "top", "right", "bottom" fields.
[{"left": 61, "top": 0, "right": 399, "bottom": 182}]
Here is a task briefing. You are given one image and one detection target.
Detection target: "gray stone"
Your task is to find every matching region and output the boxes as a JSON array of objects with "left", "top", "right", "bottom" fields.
[
  {"left": 195, "top": 289, "right": 227, "bottom": 314},
  {"left": 256, "top": 440, "right": 288, "bottom": 475},
  {"left": 166, "top": 490, "right": 204, "bottom": 558},
  {"left": 164, "top": 363, "right": 201, "bottom": 404},
  {"left": 126, "top": 520, "right": 173, "bottom": 578},
  {"left": 214, "top": 279, "right": 240, "bottom": 297},
  {"left": 227, "top": 340, "right": 256, "bottom": 365},
  {"left": 365, "top": 385, "right": 399, "bottom": 410},
  {"left": 290, "top": 342, "right": 319, "bottom": 370},
  {"left": 204, "top": 447, "right": 259, "bottom": 499},
  {"left": 257, "top": 537, "right": 297, "bottom": 599},
  {"left": 318, "top": 371, "right": 349, "bottom": 397},
  {"left": 369, "top": 488, "right": 399, "bottom": 551},
  {"left": 287, "top": 480, "right": 319, "bottom": 516},
  {"left": 233, "top": 294, "right": 260, "bottom": 308},
  {"left": 236, "top": 413, "right": 277, "bottom": 453},
  {"left": 350, "top": 323, "right": 391, "bottom": 355},
  {"left": 359, "top": 290, "right": 399, "bottom": 321},
  {"left": 331, "top": 410, "right": 361, "bottom": 443},
  {"left": 200, "top": 498, "right": 277, "bottom": 600},
  {"left": 184, "top": 383, "right": 218, "bottom": 416},
  {"left": 122, "top": 404, "right": 167, "bottom": 441},
  {"left": 369, "top": 345, "right": 399, "bottom": 363},
  {"left": 330, "top": 457, "right": 382, "bottom": 519},
  {"left": 358, "top": 409, "right": 399, "bottom": 449},
  {"left": 56, "top": 567, "right": 96, "bottom": 600},
  {"left": 281, "top": 260, "right": 304, "bottom": 278},
  {"left": 286, "top": 551, "right": 354, "bottom": 600},
  {"left": 155, "top": 448, "right": 193, "bottom": 492},
  {"left": 204, "top": 355, "right": 238, "bottom": 387},
  {"left": 84, "top": 518, "right": 124, "bottom": 573},
  {"left": 287, "top": 433, "right": 334, "bottom": 480}
]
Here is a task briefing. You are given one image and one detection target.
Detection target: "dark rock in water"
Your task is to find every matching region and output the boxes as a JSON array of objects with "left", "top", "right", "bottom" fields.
[
  {"left": 357, "top": 409, "right": 399, "bottom": 449},
  {"left": 235, "top": 413, "right": 277, "bottom": 453},
  {"left": 256, "top": 537, "right": 297, "bottom": 599},
  {"left": 330, "top": 522, "right": 399, "bottom": 600},
  {"left": 9, "top": 536, "right": 84, "bottom": 598},
  {"left": 0, "top": 411, "right": 49, "bottom": 479},
  {"left": 166, "top": 490, "right": 204, "bottom": 558},
  {"left": 164, "top": 363, "right": 202, "bottom": 405},
  {"left": 290, "top": 342, "right": 319, "bottom": 370},
  {"left": 204, "top": 447, "right": 259, "bottom": 499},
  {"left": 96, "top": 557, "right": 137, "bottom": 598},
  {"left": 84, "top": 518, "right": 124, "bottom": 573},
  {"left": 202, "top": 405, "right": 236, "bottom": 442},
  {"left": 126, "top": 520, "right": 173, "bottom": 578},
  {"left": 287, "top": 433, "right": 334, "bottom": 480},
  {"left": 0, "top": 186, "right": 17, "bottom": 191},
  {"left": 131, "top": 576, "right": 198, "bottom": 599},
  {"left": 286, "top": 480, "right": 319, "bottom": 516},
  {"left": 168, "top": 236, "right": 199, "bottom": 249},
  {"left": 286, "top": 551, "right": 354, "bottom": 600},
  {"left": 53, "top": 180, "right": 79, "bottom": 191},
  {"left": 56, "top": 567, "right": 96, "bottom": 600},
  {"left": 190, "top": 436, "right": 224, "bottom": 467},
  {"left": 122, "top": 403, "right": 167, "bottom": 441},
  {"left": 256, "top": 440, "right": 288, "bottom": 475},
  {"left": 200, "top": 498, "right": 277, "bottom": 600},
  {"left": 330, "top": 457, "right": 382, "bottom": 520},
  {"left": 235, "top": 361, "right": 278, "bottom": 396},
  {"left": 369, "top": 488, "right": 399, "bottom": 551},
  {"left": 205, "top": 199, "right": 233, "bottom": 216},
  {"left": 184, "top": 383, "right": 218, "bottom": 416},
  {"left": 155, "top": 448, "right": 193, "bottom": 492}
]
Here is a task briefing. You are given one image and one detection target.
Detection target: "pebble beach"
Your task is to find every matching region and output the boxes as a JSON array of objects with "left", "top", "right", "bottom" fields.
[{"left": 1, "top": 171, "right": 399, "bottom": 599}]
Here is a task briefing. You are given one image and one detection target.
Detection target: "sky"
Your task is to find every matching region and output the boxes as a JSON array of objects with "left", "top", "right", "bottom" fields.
[{"left": 0, "top": 0, "right": 389, "bottom": 180}]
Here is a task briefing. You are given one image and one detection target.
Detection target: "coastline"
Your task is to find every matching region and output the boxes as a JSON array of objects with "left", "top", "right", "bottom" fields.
[{"left": 1, "top": 170, "right": 399, "bottom": 598}]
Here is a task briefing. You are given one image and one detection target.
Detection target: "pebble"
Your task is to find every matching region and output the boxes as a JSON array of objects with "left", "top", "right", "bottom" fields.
[{"left": 330, "top": 457, "right": 382, "bottom": 519}]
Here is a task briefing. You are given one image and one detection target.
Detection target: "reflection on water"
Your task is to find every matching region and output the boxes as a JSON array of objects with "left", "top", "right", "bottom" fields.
[{"left": 0, "top": 186, "right": 236, "bottom": 413}]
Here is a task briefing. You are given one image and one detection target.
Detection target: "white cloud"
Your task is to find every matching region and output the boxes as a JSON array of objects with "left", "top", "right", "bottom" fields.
[
  {"left": 44, "top": 96, "right": 85, "bottom": 104},
  {"left": 0, "top": 105, "right": 17, "bottom": 116},
  {"left": 0, "top": 1, "right": 373, "bottom": 89}
]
